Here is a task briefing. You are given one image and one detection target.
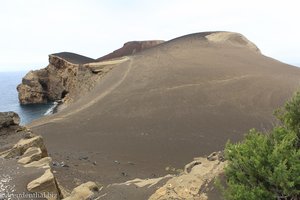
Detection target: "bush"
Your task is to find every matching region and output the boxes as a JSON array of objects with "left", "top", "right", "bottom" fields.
[{"left": 223, "top": 92, "right": 300, "bottom": 200}]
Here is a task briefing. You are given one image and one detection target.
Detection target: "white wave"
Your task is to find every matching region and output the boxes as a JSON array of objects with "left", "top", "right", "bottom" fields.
[{"left": 44, "top": 102, "right": 58, "bottom": 116}]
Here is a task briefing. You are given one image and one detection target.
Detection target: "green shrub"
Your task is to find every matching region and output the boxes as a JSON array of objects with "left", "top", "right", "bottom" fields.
[{"left": 223, "top": 92, "right": 300, "bottom": 200}]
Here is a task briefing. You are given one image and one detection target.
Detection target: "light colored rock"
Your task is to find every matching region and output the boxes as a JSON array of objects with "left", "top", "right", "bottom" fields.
[
  {"left": 18, "top": 147, "right": 43, "bottom": 164},
  {"left": 24, "top": 157, "right": 52, "bottom": 168},
  {"left": 149, "top": 154, "right": 226, "bottom": 200},
  {"left": 4, "top": 136, "right": 48, "bottom": 159},
  {"left": 63, "top": 181, "right": 99, "bottom": 200},
  {"left": 205, "top": 32, "right": 260, "bottom": 53},
  {"left": 17, "top": 70, "right": 48, "bottom": 104},
  {"left": 27, "top": 169, "right": 61, "bottom": 200},
  {"left": 113, "top": 174, "right": 174, "bottom": 188}
]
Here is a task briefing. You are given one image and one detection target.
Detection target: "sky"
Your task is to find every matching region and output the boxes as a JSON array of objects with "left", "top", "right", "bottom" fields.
[{"left": 0, "top": 0, "right": 299, "bottom": 72}]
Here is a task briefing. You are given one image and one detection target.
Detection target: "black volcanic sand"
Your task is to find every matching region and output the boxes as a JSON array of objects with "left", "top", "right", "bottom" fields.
[{"left": 30, "top": 33, "right": 300, "bottom": 192}]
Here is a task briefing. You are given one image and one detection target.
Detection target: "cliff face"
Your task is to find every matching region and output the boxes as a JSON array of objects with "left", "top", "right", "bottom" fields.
[
  {"left": 96, "top": 40, "right": 164, "bottom": 61},
  {"left": 17, "top": 53, "right": 99, "bottom": 105},
  {"left": 17, "top": 41, "right": 163, "bottom": 105}
]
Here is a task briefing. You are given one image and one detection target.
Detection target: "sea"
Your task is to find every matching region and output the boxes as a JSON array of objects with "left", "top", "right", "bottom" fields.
[{"left": 0, "top": 72, "right": 54, "bottom": 125}]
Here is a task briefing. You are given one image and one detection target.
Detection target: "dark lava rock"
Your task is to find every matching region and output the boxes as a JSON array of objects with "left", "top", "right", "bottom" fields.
[{"left": 0, "top": 112, "right": 20, "bottom": 129}]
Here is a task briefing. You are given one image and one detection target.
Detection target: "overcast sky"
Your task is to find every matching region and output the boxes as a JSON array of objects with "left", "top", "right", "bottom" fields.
[{"left": 0, "top": 0, "right": 299, "bottom": 72}]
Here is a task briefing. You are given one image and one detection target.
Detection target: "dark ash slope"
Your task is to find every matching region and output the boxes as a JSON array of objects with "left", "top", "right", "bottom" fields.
[{"left": 30, "top": 32, "right": 300, "bottom": 190}]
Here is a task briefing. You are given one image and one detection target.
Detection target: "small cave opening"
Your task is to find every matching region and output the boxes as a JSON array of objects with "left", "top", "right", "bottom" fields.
[{"left": 61, "top": 90, "right": 69, "bottom": 99}]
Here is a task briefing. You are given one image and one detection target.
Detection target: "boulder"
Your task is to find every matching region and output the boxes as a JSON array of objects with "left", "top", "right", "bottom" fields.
[
  {"left": 18, "top": 147, "right": 43, "bottom": 164},
  {"left": 3, "top": 135, "right": 48, "bottom": 159},
  {"left": 0, "top": 112, "right": 20, "bottom": 128},
  {"left": 27, "top": 169, "right": 61, "bottom": 200},
  {"left": 63, "top": 182, "right": 99, "bottom": 200}
]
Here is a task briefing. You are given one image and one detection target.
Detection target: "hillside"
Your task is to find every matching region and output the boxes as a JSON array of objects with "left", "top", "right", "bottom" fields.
[
  {"left": 96, "top": 40, "right": 164, "bottom": 61},
  {"left": 25, "top": 31, "right": 300, "bottom": 198}
]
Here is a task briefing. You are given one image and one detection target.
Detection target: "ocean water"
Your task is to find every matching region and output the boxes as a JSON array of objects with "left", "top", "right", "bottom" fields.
[{"left": 0, "top": 72, "right": 53, "bottom": 125}]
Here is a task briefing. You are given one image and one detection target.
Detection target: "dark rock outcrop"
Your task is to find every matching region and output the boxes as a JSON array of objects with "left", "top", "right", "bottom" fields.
[
  {"left": 96, "top": 40, "right": 164, "bottom": 61},
  {"left": 0, "top": 112, "right": 20, "bottom": 129}
]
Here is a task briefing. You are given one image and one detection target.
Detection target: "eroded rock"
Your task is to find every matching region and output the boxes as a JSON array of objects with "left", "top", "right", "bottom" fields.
[
  {"left": 3, "top": 135, "right": 48, "bottom": 159},
  {"left": 27, "top": 169, "right": 61, "bottom": 200},
  {"left": 24, "top": 157, "right": 52, "bottom": 168},
  {"left": 63, "top": 181, "right": 99, "bottom": 200},
  {"left": 18, "top": 147, "right": 43, "bottom": 164},
  {"left": 17, "top": 53, "right": 99, "bottom": 105},
  {"left": 149, "top": 153, "right": 226, "bottom": 200}
]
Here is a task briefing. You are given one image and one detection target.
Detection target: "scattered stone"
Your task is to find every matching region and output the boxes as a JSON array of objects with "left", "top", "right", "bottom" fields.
[
  {"left": 52, "top": 161, "right": 69, "bottom": 168},
  {"left": 52, "top": 161, "right": 59, "bottom": 167},
  {"left": 79, "top": 156, "right": 89, "bottom": 160},
  {"left": 61, "top": 162, "right": 69, "bottom": 168},
  {"left": 92, "top": 161, "right": 97, "bottom": 166},
  {"left": 127, "top": 161, "right": 135, "bottom": 165},
  {"left": 121, "top": 172, "right": 128, "bottom": 177},
  {"left": 114, "top": 160, "right": 120, "bottom": 164}
]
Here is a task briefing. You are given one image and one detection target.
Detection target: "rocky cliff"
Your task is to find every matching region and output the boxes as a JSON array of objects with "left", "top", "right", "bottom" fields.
[
  {"left": 17, "top": 53, "right": 102, "bottom": 105},
  {"left": 17, "top": 41, "right": 163, "bottom": 105}
]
